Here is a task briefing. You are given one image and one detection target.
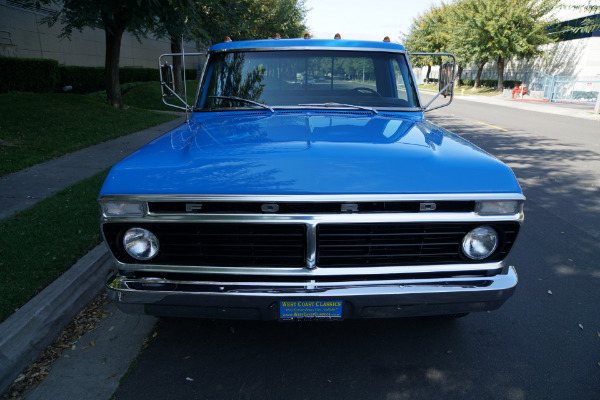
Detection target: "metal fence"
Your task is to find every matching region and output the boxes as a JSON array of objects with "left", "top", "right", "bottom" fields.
[
  {"left": 546, "top": 76, "right": 600, "bottom": 103},
  {"left": 458, "top": 68, "right": 600, "bottom": 103}
]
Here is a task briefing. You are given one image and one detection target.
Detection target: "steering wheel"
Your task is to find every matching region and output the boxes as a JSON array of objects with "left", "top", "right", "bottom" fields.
[{"left": 350, "top": 87, "right": 381, "bottom": 96}]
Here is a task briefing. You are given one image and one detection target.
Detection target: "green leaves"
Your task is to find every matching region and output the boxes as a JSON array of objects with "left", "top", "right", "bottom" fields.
[
  {"left": 405, "top": 0, "right": 558, "bottom": 62},
  {"left": 403, "top": 0, "right": 559, "bottom": 89}
]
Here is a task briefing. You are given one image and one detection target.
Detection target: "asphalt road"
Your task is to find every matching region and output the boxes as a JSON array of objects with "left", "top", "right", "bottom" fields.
[{"left": 113, "top": 98, "right": 600, "bottom": 400}]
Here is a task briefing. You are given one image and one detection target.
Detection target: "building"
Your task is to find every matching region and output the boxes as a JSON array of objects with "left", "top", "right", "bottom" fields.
[{"left": 0, "top": 0, "right": 200, "bottom": 68}]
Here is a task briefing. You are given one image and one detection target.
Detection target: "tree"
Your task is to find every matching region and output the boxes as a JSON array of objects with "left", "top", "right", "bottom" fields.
[
  {"left": 453, "top": 0, "right": 558, "bottom": 91},
  {"left": 152, "top": 0, "right": 307, "bottom": 97},
  {"left": 226, "top": 0, "right": 308, "bottom": 40},
  {"left": 152, "top": 0, "right": 213, "bottom": 97},
  {"left": 38, "top": 0, "right": 175, "bottom": 108},
  {"left": 37, "top": 0, "right": 306, "bottom": 107},
  {"left": 562, "top": 0, "right": 600, "bottom": 34},
  {"left": 184, "top": 0, "right": 307, "bottom": 45},
  {"left": 403, "top": 4, "right": 452, "bottom": 84},
  {"left": 489, "top": 0, "right": 558, "bottom": 91},
  {"left": 447, "top": 0, "right": 490, "bottom": 88},
  {"left": 406, "top": 0, "right": 559, "bottom": 91}
]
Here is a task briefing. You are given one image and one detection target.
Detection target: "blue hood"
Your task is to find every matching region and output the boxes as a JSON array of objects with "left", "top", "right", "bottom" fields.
[{"left": 99, "top": 111, "right": 522, "bottom": 196}]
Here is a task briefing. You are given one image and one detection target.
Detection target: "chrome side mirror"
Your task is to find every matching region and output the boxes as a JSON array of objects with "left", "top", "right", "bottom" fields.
[
  {"left": 439, "top": 61, "right": 454, "bottom": 98},
  {"left": 160, "top": 61, "right": 175, "bottom": 98},
  {"left": 158, "top": 52, "right": 205, "bottom": 114},
  {"left": 409, "top": 52, "right": 456, "bottom": 112}
]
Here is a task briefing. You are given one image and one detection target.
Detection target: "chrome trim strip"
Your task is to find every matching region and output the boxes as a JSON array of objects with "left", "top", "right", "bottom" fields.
[
  {"left": 268, "top": 105, "right": 423, "bottom": 112},
  {"left": 111, "top": 259, "right": 504, "bottom": 277},
  {"left": 110, "top": 273, "right": 496, "bottom": 288},
  {"left": 404, "top": 51, "right": 423, "bottom": 108},
  {"left": 193, "top": 52, "right": 209, "bottom": 109},
  {"left": 209, "top": 47, "right": 407, "bottom": 54},
  {"left": 100, "top": 193, "right": 525, "bottom": 203},
  {"left": 107, "top": 266, "right": 517, "bottom": 297},
  {"left": 101, "top": 212, "right": 524, "bottom": 224},
  {"left": 306, "top": 222, "right": 317, "bottom": 269}
]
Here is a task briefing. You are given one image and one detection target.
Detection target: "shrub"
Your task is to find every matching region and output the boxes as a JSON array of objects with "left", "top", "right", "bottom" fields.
[
  {"left": 0, "top": 57, "right": 199, "bottom": 94},
  {"left": 58, "top": 66, "right": 105, "bottom": 93},
  {"left": 59, "top": 66, "right": 198, "bottom": 93},
  {"left": 0, "top": 57, "right": 59, "bottom": 93},
  {"left": 459, "top": 79, "right": 521, "bottom": 88}
]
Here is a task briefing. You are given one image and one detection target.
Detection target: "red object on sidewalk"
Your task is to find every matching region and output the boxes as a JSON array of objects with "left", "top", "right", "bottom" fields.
[{"left": 512, "top": 85, "right": 527, "bottom": 98}]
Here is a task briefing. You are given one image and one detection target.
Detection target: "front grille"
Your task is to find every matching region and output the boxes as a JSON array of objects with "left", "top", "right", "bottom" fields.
[
  {"left": 103, "top": 221, "right": 519, "bottom": 269},
  {"left": 316, "top": 222, "right": 519, "bottom": 267},
  {"left": 103, "top": 223, "right": 306, "bottom": 268}
]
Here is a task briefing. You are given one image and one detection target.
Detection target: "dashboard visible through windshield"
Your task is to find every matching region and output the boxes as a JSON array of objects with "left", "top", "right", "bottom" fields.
[{"left": 197, "top": 50, "right": 420, "bottom": 111}]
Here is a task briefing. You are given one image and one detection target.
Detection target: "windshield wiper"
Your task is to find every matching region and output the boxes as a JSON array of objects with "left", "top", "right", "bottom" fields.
[
  {"left": 298, "top": 102, "right": 378, "bottom": 115},
  {"left": 209, "top": 96, "right": 274, "bottom": 113}
]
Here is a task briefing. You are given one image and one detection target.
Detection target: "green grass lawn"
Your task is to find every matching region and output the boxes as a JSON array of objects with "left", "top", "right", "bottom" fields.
[
  {"left": 0, "top": 170, "right": 107, "bottom": 322},
  {"left": 418, "top": 83, "right": 501, "bottom": 97},
  {"left": 121, "top": 80, "right": 199, "bottom": 111},
  {"left": 0, "top": 92, "right": 177, "bottom": 176},
  {"left": 0, "top": 87, "right": 187, "bottom": 322}
]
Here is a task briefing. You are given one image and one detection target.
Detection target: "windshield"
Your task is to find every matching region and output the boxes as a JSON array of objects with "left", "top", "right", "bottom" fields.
[{"left": 197, "top": 50, "right": 420, "bottom": 110}]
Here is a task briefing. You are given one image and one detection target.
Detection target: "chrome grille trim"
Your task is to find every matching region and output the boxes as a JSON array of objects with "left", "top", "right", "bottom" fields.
[
  {"left": 101, "top": 212, "right": 523, "bottom": 224},
  {"left": 112, "top": 260, "right": 506, "bottom": 277}
]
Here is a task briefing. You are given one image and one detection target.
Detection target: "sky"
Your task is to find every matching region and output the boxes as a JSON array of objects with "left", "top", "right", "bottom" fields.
[{"left": 303, "top": 0, "right": 445, "bottom": 43}]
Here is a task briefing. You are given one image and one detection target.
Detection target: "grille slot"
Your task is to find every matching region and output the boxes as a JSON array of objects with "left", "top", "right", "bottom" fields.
[
  {"left": 103, "top": 223, "right": 306, "bottom": 268},
  {"left": 316, "top": 222, "right": 519, "bottom": 267}
]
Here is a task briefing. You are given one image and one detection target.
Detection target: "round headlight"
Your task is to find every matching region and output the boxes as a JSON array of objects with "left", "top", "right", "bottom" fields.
[
  {"left": 123, "top": 228, "right": 159, "bottom": 260},
  {"left": 462, "top": 226, "right": 498, "bottom": 260}
]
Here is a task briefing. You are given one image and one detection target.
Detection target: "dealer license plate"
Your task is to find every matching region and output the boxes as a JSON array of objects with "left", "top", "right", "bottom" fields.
[{"left": 279, "top": 300, "right": 343, "bottom": 320}]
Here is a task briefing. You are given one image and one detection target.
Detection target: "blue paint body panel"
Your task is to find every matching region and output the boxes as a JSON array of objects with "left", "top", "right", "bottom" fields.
[{"left": 99, "top": 110, "right": 521, "bottom": 196}]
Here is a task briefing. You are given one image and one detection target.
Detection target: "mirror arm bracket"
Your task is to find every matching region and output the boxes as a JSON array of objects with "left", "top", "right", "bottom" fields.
[
  {"left": 158, "top": 52, "right": 205, "bottom": 116},
  {"left": 408, "top": 52, "right": 457, "bottom": 112}
]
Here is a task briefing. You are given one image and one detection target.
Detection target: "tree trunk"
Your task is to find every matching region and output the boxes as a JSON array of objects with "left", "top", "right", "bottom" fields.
[
  {"left": 457, "top": 65, "right": 464, "bottom": 86},
  {"left": 170, "top": 37, "right": 184, "bottom": 97},
  {"left": 105, "top": 26, "right": 125, "bottom": 108},
  {"left": 496, "top": 56, "right": 505, "bottom": 92},
  {"left": 425, "top": 65, "right": 431, "bottom": 84},
  {"left": 474, "top": 59, "right": 487, "bottom": 89}
]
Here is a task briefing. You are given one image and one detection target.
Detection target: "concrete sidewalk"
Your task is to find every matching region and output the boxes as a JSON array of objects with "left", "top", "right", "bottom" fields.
[
  {"left": 455, "top": 93, "right": 600, "bottom": 121},
  {"left": 421, "top": 88, "right": 600, "bottom": 122},
  {"left": 0, "top": 116, "right": 184, "bottom": 396}
]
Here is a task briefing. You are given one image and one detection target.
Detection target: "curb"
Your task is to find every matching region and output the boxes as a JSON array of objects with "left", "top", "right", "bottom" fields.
[{"left": 0, "top": 243, "right": 112, "bottom": 394}]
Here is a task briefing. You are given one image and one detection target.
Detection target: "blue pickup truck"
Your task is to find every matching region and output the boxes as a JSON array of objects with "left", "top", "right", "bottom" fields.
[{"left": 99, "top": 36, "right": 524, "bottom": 320}]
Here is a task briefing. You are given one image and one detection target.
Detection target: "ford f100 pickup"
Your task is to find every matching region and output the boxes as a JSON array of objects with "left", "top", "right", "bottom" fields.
[{"left": 100, "top": 36, "right": 524, "bottom": 320}]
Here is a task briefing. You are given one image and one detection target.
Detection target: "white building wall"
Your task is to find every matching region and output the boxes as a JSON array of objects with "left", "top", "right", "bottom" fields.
[
  {"left": 0, "top": 1, "right": 200, "bottom": 68},
  {"left": 504, "top": 36, "right": 600, "bottom": 79}
]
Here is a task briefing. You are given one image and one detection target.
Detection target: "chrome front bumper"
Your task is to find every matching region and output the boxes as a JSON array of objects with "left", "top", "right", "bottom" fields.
[{"left": 105, "top": 266, "right": 518, "bottom": 320}]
